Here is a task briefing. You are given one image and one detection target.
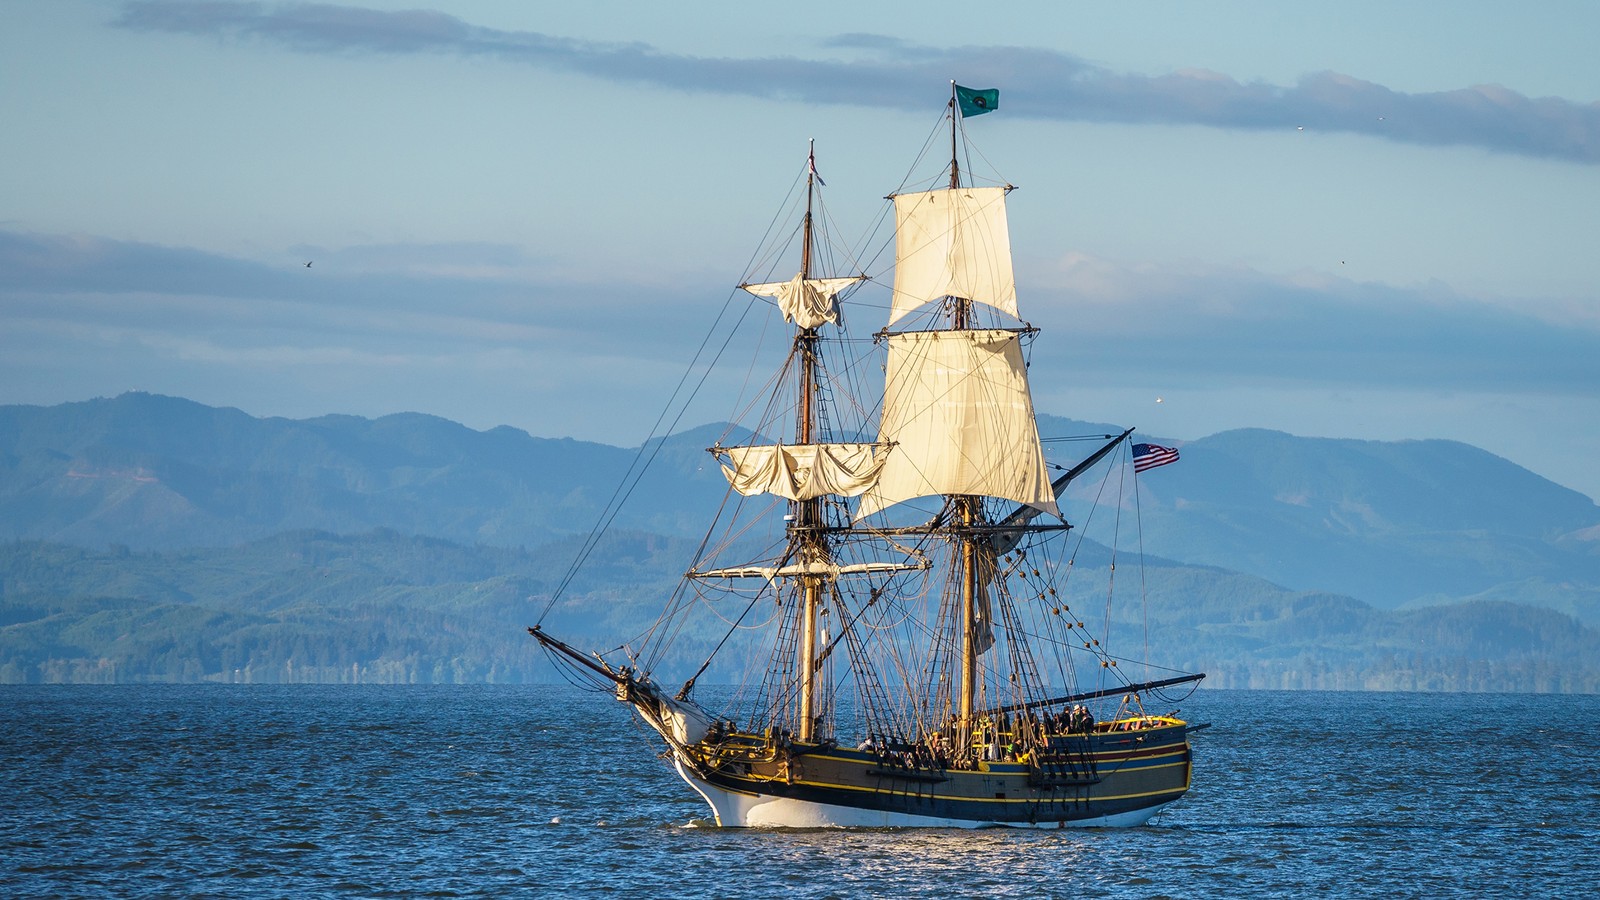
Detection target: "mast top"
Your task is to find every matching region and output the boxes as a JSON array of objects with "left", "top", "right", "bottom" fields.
[{"left": 949, "top": 81, "right": 960, "bottom": 190}]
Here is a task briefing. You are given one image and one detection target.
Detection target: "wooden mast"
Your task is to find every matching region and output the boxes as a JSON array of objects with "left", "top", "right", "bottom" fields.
[
  {"left": 795, "top": 140, "right": 824, "bottom": 742},
  {"left": 948, "top": 83, "right": 982, "bottom": 745}
]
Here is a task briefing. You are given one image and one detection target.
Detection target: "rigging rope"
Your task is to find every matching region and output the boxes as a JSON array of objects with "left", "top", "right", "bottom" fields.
[{"left": 534, "top": 161, "right": 817, "bottom": 627}]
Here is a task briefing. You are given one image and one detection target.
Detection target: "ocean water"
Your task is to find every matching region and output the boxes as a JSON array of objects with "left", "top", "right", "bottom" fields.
[{"left": 2, "top": 685, "right": 1596, "bottom": 898}]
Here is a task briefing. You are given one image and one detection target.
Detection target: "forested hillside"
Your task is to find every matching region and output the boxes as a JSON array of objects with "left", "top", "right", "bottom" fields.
[
  {"left": 4, "top": 532, "right": 1597, "bottom": 691},
  {"left": 3, "top": 394, "right": 1599, "bottom": 690}
]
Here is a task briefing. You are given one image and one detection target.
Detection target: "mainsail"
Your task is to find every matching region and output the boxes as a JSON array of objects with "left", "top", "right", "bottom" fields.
[
  {"left": 862, "top": 170, "right": 1056, "bottom": 520},
  {"left": 857, "top": 328, "right": 1057, "bottom": 519}
]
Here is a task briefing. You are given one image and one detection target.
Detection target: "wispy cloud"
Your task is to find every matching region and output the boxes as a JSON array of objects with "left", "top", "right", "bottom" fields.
[
  {"left": 114, "top": 1, "right": 1600, "bottom": 164},
  {"left": 1029, "top": 253, "right": 1600, "bottom": 397},
  {"left": 5, "top": 227, "right": 1595, "bottom": 404},
  {"left": 0, "top": 229, "right": 708, "bottom": 355}
]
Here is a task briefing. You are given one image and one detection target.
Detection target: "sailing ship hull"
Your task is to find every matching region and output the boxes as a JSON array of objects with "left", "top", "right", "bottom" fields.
[{"left": 670, "top": 724, "right": 1192, "bottom": 829}]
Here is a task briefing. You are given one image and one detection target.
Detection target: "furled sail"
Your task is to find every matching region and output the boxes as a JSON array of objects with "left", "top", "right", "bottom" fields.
[
  {"left": 856, "top": 329, "right": 1057, "bottom": 520},
  {"left": 690, "top": 558, "right": 928, "bottom": 581},
  {"left": 889, "top": 187, "right": 1016, "bottom": 326},
  {"left": 742, "top": 275, "right": 863, "bottom": 329},
  {"left": 717, "top": 442, "right": 887, "bottom": 501}
]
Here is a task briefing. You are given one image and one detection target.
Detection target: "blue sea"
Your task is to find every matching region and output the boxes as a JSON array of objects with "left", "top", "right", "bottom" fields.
[{"left": 3, "top": 685, "right": 1596, "bottom": 898}]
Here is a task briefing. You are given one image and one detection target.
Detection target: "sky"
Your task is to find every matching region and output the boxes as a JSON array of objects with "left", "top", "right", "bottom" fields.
[{"left": 3, "top": 1, "right": 1599, "bottom": 501}]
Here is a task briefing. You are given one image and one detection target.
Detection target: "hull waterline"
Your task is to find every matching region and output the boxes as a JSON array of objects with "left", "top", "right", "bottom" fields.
[
  {"left": 676, "top": 758, "right": 1177, "bottom": 828},
  {"left": 662, "top": 719, "right": 1194, "bottom": 829}
]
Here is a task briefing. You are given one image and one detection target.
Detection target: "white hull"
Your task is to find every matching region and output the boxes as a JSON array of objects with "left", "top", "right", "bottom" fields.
[{"left": 673, "top": 758, "right": 1172, "bottom": 829}]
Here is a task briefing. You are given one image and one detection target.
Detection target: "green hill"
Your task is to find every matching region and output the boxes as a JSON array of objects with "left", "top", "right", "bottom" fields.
[
  {"left": 3, "top": 532, "right": 1595, "bottom": 690},
  {"left": 2, "top": 394, "right": 1598, "bottom": 689}
]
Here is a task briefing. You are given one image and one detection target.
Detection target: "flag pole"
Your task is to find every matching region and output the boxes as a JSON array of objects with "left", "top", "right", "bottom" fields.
[{"left": 949, "top": 80, "right": 960, "bottom": 189}]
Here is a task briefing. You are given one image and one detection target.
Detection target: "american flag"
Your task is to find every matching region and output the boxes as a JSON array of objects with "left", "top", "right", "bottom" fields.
[{"left": 1132, "top": 443, "right": 1180, "bottom": 473}]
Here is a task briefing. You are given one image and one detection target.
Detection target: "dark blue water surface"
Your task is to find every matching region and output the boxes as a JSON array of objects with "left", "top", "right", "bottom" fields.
[{"left": 3, "top": 685, "right": 1596, "bottom": 898}]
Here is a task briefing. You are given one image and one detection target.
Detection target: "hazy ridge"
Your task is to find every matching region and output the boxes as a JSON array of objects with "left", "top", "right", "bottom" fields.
[{"left": 2, "top": 393, "right": 1597, "bottom": 690}]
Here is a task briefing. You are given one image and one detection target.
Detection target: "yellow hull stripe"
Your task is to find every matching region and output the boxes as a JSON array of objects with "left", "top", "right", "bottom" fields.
[{"left": 707, "top": 757, "right": 1191, "bottom": 805}]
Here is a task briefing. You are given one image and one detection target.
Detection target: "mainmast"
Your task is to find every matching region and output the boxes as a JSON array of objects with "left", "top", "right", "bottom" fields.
[
  {"left": 948, "top": 82, "right": 962, "bottom": 194},
  {"left": 947, "top": 82, "right": 982, "bottom": 740}
]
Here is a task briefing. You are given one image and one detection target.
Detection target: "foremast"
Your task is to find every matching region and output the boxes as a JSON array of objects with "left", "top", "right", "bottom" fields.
[
  {"left": 793, "top": 140, "right": 825, "bottom": 742},
  {"left": 704, "top": 142, "right": 894, "bottom": 743}
]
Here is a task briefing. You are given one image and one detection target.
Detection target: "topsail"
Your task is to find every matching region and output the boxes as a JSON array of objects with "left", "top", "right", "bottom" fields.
[
  {"left": 888, "top": 187, "right": 1016, "bottom": 326},
  {"left": 743, "top": 275, "right": 863, "bottom": 329}
]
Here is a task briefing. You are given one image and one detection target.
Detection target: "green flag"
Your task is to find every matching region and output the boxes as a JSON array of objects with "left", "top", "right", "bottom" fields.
[{"left": 955, "top": 84, "right": 999, "bottom": 117}]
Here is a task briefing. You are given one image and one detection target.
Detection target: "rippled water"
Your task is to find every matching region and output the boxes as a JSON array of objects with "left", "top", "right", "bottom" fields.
[{"left": 3, "top": 685, "right": 1596, "bottom": 898}]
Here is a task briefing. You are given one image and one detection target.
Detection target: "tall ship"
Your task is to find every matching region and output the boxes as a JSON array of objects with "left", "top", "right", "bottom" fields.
[{"left": 532, "top": 84, "right": 1205, "bottom": 828}]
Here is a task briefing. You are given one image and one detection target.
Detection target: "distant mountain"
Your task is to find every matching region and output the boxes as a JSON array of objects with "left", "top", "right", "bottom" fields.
[
  {"left": 2, "top": 393, "right": 1598, "bottom": 688},
  {"left": 0, "top": 392, "right": 731, "bottom": 550},
  {"left": 1077, "top": 426, "right": 1600, "bottom": 611},
  {"left": 4, "top": 531, "right": 1595, "bottom": 691}
]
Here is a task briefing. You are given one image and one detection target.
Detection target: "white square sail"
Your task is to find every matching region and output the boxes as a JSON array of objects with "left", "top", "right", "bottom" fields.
[{"left": 856, "top": 328, "right": 1057, "bottom": 519}]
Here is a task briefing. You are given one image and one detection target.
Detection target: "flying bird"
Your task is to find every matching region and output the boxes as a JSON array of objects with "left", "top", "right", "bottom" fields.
[{"left": 305, "top": 261, "right": 313, "bottom": 268}]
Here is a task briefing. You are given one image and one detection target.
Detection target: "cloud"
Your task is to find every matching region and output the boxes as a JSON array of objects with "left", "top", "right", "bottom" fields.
[
  {"left": 0, "top": 228, "right": 718, "bottom": 365},
  {"left": 7, "top": 224, "right": 1599, "bottom": 489},
  {"left": 5, "top": 227, "right": 1596, "bottom": 411},
  {"left": 113, "top": 1, "right": 1600, "bottom": 165},
  {"left": 1026, "top": 253, "right": 1600, "bottom": 397}
]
